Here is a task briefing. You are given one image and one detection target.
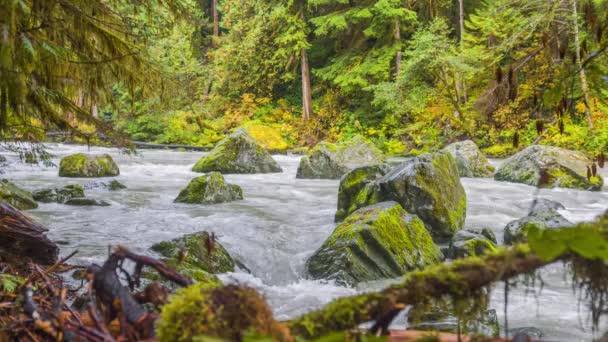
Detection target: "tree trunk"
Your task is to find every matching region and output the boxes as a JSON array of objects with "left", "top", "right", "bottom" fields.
[
  {"left": 571, "top": 0, "right": 593, "bottom": 130},
  {"left": 394, "top": 19, "right": 401, "bottom": 77},
  {"left": 301, "top": 47, "right": 313, "bottom": 121},
  {"left": 459, "top": 0, "right": 467, "bottom": 103},
  {"left": 212, "top": 0, "right": 219, "bottom": 40}
]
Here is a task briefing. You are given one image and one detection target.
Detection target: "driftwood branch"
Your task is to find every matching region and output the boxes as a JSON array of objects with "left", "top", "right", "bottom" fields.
[{"left": 289, "top": 245, "right": 554, "bottom": 338}]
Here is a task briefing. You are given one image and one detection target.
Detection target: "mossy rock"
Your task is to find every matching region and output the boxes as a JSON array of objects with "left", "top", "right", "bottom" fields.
[
  {"left": 481, "top": 144, "right": 518, "bottom": 158},
  {"left": 0, "top": 179, "right": 38, "bottom": 210},
  {"left": 59, "top": 153, "right": 120, "bottom": 178},
  {"left": 192, "top": 128, "right": 282, "bottom": 174},
  {"left": 64, "top": 198, "right": 110, "bottom": 206},
  {"left": 157, "top": 283, "right": 289, "bottom": 341},
  {"left": 335, "top": 164, "right": 392, "bottom": 222},
  {"left": 244, "top": 124, "right": 290, "bottom": 153},
  {"left": 442, "top": 140, "right": 495, "bottom": 178},
  {"left": 307, "top": 202, "right": 442, "bottom": 286},
  {"left": 32, "top": 185, "right": 84, "bottom": 204},
  {"left": 335, "top": 152, "right": 467, "bottom": 240},
  {"left": 447, "top": 230, "right": 497, "bottom": 259},
  {"left": 151, "top": 231, "right": 238, "bottom": 275},
  {"left": 174, "top": 173, "right": 243, "bottom": 204},
  {"left": 296, "top": 136, "right": 386, "bottom": 179},
  {"left": 503, "top": 198, "right": 572, "bottom": 244},
  {"left": 494, "top": 145, "right": 603, "bottom": 191}
]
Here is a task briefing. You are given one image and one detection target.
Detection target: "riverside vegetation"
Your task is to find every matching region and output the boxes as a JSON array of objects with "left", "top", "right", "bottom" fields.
[{"left": 0, "top": 0, "right": 608, "bottom": 341}]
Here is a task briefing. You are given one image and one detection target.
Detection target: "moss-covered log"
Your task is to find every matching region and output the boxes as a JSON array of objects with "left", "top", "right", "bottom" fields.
[{"left": 290, "top": 245, "right": 552, "bottom": 338}]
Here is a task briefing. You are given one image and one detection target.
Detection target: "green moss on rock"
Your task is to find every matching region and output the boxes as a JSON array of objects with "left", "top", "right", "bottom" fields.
[
  {"left": 296, "top": 136, "right": 386, "bottom": 179},
  {"left": 307, "top": 202, "right": 442, "bottom": 286},
  {"left": 442, "top": 140, "right": 495, "bottom": 178},
  {"left": 151, "top": 231, "right": 238, "bottom": 275},
  {"left": 175, "top": 173, "right": 243, "bottom": 204},
  {"left": 192, "top": 128, "right": 282, "bottom": 174},
  {"left": 447, "top": 230, "right": 497, "bottom": 259},
  {"left": 335, "top": 152, "right": 467, "bottom": 240},
  {"left": 494, "top": 145, "right": 603, "bottom": 191},
  {"left": 59, "top": 153, "right": 119, "bottom": 178},
  {"left": 32, "top": 185, "right": 84, "bottom": 203},
  {"left": 0, "top": 179, "right": 38, "bottom": 209},
  {"left": 335, "top": 164, "right": 392, "bottom": 222}
]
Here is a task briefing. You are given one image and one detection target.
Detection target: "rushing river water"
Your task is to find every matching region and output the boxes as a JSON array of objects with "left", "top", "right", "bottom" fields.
[{"left": 3, "top": 143, "right": 608, "bottom": 341}]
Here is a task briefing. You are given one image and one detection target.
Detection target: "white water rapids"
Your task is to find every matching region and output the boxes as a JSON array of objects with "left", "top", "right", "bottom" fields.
[{"left": 3, "top": 143, "right": 608, "bottom": 341}]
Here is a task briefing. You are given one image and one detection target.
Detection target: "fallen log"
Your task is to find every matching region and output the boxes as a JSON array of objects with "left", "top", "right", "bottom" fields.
[{"left": 0, "top": 203, "right": 58, "bottom": 265}]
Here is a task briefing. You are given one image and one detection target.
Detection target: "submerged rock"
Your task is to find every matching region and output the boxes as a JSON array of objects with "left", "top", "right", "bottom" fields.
[
  {"left": 192, "top": 128, "right": 282, "bottom": 174},
  {"left": 409, "top": 308, "right": 499, "bottom": 337},
  {"left": 59, "top": 153, "right": 120, "bottom": 178},
  {"left": 64, "top": 198, "right": 111, "bottom": 206},
  {"left": 442, "top": 140, "right": 495, "bottom": 177},
  {"left": 175, "top": 173, "right": 243, "bottom": 204},
  {"left": 32, "top": 185, "right": 84, "bottom": 203},
  {"left": 0, "top": 179, "right": 38, "bottom": 210},
  {"left": 447, "top": 229, "right": 497, "bottom": 259},
  {"left": 503, "top": 198, "right": 572, "bottom": 244},
  {"left": 335, "top": 152, "right": 466, "bottom": 239},
  {"left": 495, "top": 145, "right": 603, "bottom": 190},
  {"left": 307, "top": 202, "right": 442, "bottom": 286},
  {"left": 83, "top": 179, "right": 126, "bottom": 191},
  {"left": 151, "top": 231, "right": 239, "bottom": 282},
  {"left": 296, "top": 136, "right": 386, "bottom": 179}
]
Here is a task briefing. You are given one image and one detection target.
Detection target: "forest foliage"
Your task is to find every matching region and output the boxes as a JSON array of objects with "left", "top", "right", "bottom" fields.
[{"left": 1, "top": 0, "right": 608, "bottom": 156}]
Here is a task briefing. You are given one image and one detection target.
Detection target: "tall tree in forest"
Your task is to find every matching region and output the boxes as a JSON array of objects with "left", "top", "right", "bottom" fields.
[{"left": 571, "top": 0, "right": 594, "bottom": 129}]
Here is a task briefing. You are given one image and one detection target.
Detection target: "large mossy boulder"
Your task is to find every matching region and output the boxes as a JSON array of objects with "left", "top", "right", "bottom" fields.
[
  {"left": 335, "top": 164, "right": 392, "bottom": 222},
  {"left": 442, "top": 140, "right": 495, "bottom": 177},
  {"left": 335, "top": 152, "right": 466, "bottom": 239},
  {"left": 175, "top": 173, "right": 243, "bottom": 204},
  {"left": 59, "top": 153, "right": 119, "bottom": 178},
  {"left": 494, "top": 145, "right": 603, "bottom": 190},
  {"left": 0, "top": 179, "right": 37, "bottom": 210},
  {"left": 503, "top": 198, "right": 572, "bottom": 244},
  {"left": 296, "top": 136, "right": 386, "bottom": 179},
  {"left": 307, "top": 202, "right": 442, "bottom": 286},
  {"left": 151, "top": 232, "right": 238, "bottom": 281},
  {"left": 33, "top": 185, "right": 84, "bottom": 204},
  {"left": 192, "top": 128, "right": 282, "bottom": 174},
  {"left": 244, "top": 124, "right": 290, "bottom": 153}
]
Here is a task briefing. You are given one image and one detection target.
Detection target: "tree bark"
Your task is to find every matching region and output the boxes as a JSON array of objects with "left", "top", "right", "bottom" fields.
[
  {"left": 459, "top": 0, "right": 467, "bottom": 103},
  {"left": 301, "top": 47, "right": 313, "bottom": 121},
  {"left": 571, "top": 0, "right": 593, "bottom": 130},
  {"left": 394, "top": 19, "right": 401, "bottom": 77}
]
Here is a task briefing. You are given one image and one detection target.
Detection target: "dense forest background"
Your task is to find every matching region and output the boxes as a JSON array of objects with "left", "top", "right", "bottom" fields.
[{"left": 1, "top": 0, "right": 607, "bottom": 156}]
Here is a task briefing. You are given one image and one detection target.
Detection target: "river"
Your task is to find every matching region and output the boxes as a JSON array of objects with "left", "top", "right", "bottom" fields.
[{"left": 3, "top": 143, "right": 608, "bottom": 341}]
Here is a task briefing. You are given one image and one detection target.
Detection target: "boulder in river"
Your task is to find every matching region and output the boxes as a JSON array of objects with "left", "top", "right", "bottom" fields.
[
  {"left": 192, "top": 128, "right": 282, "bottom": 174},
  {"left": 494, "top": 145, "right": 603, "bottom": 190},
  {"left": 0, "top": 179, "right": 38, "bottom": 210},
  {"left": 0, "top": 203, "right": 58, "bottom": 265},
  {"left": 32, "top": 185, "right": 85, "bottom": 203},
  {"left": 83, "top": 179, "right": 126, "bottom": 191},
  {"left": 175, "top": 173, "right": 243, "bottom": 204},
  {"left": 307, "top": 202, "right": 442, "bottom": 286},
  {"left": 151, "top": 231, "right": 240, "bottom": 282},
  {"left": 335, "top": 152, "right": 466, "bottom": 240},
  {"left": 64, "top": 198, "right": 111, "bottom": 206},
  {"left": 446, "top": 229, "right": 497, "bottom": 259},
  {"left": 296, "top": 136, "right": 386, "bottom": 179},
  {"left": 335, "top": 164, "right": 392, "bottom": 222},
  {"left": 59, "top": 153, "right": 120, "bottom": 178},
  {"left": 503, "top": 198, "right": 572, "bottom": 244},
  {"left": 442, "top": 140, "right": 495, "bottom": 177}
]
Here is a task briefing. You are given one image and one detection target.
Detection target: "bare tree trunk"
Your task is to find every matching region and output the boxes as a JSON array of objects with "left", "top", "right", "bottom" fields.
[
  {"left": 212, "top": 0, "right": 219, "bottom": 41},
  {"left": 459, "top": 0, "right": 467, "bottom": 104},
  {"left": 394, "top": 19, "right": 401, "bottom": 77},
  {"left": 301, "top": 47, "right": 313, "bottom": 121},
  {"left": 571, "top": 0, "right": 593, "bottom": 130}
]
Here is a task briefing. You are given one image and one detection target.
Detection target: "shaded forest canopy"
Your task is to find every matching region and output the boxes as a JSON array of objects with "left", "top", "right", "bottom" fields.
[{"left": 0, "top": 0, "right": 607, "bottom": 156}]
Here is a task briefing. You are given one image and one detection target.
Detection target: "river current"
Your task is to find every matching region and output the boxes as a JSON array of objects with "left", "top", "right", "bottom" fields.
[{"left": 3, "top": 143, "right": 608, "bottom": 341}]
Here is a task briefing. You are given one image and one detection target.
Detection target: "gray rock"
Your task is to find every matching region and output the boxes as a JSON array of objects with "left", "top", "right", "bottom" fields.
[
  {"left": 32, "top": 185, "right": 85, "bottom": 203},
  {"left": 64, "top": 198, "right": 111, "bottom": 206},
  {"left": 192, "top": 128, "right": 282, "bottom": 174},
  {"left": 0, "top": 179, "right": 38, "bottom": 210},
  {"left": 442, "top": 140, "right": 495, "bottom": 177},
  {"left": 83, "top": 179, "right": 126, "bottom": 191},
  {"left": 504, "top": 198, "right": 572, "bottom": 244},
  {"left": 447, "top": 229, "right": 497, "bottom": 259},
  {"left": 334, "top": 152, "right": 467, "bottom": 240},
  {"left": 174, "top": 173, "right": 243, "bottom": 204},
  {"left": 307, "top": 202, "right": 442, "bottom": 286},
  {"left": 335, "top": 164, "right": 393, "bottom": 222},
  {"left": 509, "top": 327, "right": 543, "bottom": 340},
  {"left": 495, "top": 145, "right": 603, "bottom": 190},
  {"left": 297, "top": 136, "right": 386, "bottom": 179},
  {"left": 59, "top": 153, "right": 120, "bottom": 178}
]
